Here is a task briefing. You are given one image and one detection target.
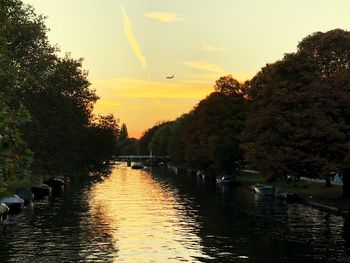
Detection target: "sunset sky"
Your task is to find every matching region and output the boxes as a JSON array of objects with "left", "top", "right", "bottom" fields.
[{"left": 23, "top": 0, "right": 350, "bottom": 138}]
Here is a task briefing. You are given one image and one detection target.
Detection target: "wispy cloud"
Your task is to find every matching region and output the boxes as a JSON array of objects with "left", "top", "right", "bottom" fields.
[
  {"left": 177, "top": 60, "right": 225, "bottom": 73},
  {"left": 121, "top": 5, "right": 147, "bottom": 68},
  {"left": 145, "top": 12, "right": 184, "bottom": 22},
  {"left": 201, "top": 41, "right": 231, "bottom": 52}
]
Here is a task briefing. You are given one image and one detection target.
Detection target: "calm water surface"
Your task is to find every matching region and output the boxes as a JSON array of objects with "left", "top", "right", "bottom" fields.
[{"left": 0, "top": 163, "right": 350, "bottom": 262}]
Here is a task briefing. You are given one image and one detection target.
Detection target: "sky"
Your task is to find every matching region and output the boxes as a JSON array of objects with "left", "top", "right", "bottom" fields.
[{"left": 23, "top": 0, "right": 350, "bottom": 138}]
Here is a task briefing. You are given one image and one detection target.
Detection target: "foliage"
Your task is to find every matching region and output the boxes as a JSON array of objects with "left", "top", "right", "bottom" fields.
[
  {"left": 168, "top": 114, "right": 192, "bottom": 164},
  {"left": 137, "top": 122, "right": 170, "bottom": 155},
  {"left": 181, "top": 76, "right": 246, "bottom": 174},
  {"left": 117, "top": 123, "right": 137, "bottom": 155},
  {"left": 0, "top": 0, "right": 116, "bottom": 176},
  {"left": 0, "top": 100, "right": 33, "bottom": 181},
  {"left": 242, "top": 29, "right": 350, "bottom": 183},
  {"left": 298, "top": 29, "right": 350, "bottom": 77},
  {"left": 149, "top": 122, "right": 173, "bottom": 156},
  {"left": 20, "top": 56, "right": 99, "bottom": 173},
  {"left": 85, "top": 114, "right": 119, "bottom": 167}
]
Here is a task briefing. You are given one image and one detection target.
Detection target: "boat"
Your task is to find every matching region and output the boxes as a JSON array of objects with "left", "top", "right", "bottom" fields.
[
  {"left": 16, "top": 187, "right": 34, "bottom": 205},
  {"left": 274, "top": 188, "right": 299, "bottom": 202},
  {"left": 0, "top": 195, "right": 25, "bottom": 214},
  {"left": 31, "top": 184, "right": 52, "bottom": 199},
  {"left": 44, "top": 177, "right": 65, "bottom": 192},
  {"left": 252, "top": 184, "right": 275, "bottom": 196},
  {"left": 196, "top": 170, "right": 204, "bottom": 177},
  {"left": 216, "top": 175, "right": 238, "bottom": 185},
  {"left": 0, "top": 203, "right": 9, "bottom": 222},
  {"left": 131, "top": 162, "right": 144, "bottom": 169}
]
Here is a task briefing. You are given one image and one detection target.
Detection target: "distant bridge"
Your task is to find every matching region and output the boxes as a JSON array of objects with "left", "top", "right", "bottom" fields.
[{"left": 118, "top": 155, "right": 170, "bottom": 161}]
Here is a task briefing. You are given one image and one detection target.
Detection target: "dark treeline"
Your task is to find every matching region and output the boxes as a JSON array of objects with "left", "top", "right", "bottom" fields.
[
  {"left": 0, "top": 0, "right": 120, "bottom": 181},
  {"left": 139, "top": 29, "right": 350, "bottom": 197}
]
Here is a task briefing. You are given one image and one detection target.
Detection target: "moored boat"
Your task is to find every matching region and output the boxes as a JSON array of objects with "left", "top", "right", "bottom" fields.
[
  {"left": 252, "top": 184, "right": 275, "bottom": 196},
  {"left": 216, "top": 175, "right": 238, "bottom": 185},
  {"left": 31, "top": 184, "right": 52, "bottom": 199},
  {"left": 131, "top": 162, "right": 144, "bottom": 169},
  {"left": 0, "top": 195, "right": 25, "bottom": 214},
  {"left": 274, "top": 188, "right": 299, "bottom": 202},
  {"left": 44, "top": 177, "right": 65, "bottom": 192},
  {"left": 16, "top": 187, "right": 34, "bottom": 205},
  {"left": 0, "top": 203, "right": 9, "bottom": 222}
]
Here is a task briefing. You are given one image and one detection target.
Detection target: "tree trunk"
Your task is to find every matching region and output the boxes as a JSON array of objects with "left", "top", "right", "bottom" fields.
[
  {"left": 342, "top": 167, "right": 350, "bottom": 198},
  {"left": 325, "top": 177, "right": 332, "bottom": 187}
]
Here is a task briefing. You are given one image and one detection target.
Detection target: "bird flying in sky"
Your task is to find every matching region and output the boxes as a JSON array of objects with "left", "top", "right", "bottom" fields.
[{"left": 166, "top": 75, "right": 174, "bottom": 79}]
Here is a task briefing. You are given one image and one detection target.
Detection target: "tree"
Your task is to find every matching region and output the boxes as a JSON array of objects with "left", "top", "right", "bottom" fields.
[
  {"left": 298, "top": 29, "right": 350, "bottom": 77},
  {"left": 214, "top": 75, "right": 244, "bottom": 95},
  {"left": 182, "top": 76, "right": 246, "bottom": 174},
  {"left": 168, "top": 114, "right": 192, "bottom": 164},
  {"left": 119, "top": 123, "right": 129, "bottom": 142},
  {"left": 0, "top": 0, "right": 102, "bottom": 175},
  {"left": 0, "top": 1, "right": 35, "bottom": 182},
  {"left": 116, "top": 123, "right": 137, "bottom": 155},
  {"left": 20, "top": 56, "right": 98, "bottom": 174},
  {"left": 149, "top": 122, "right": 173, "bottom": 156},
  {"left": 242, "top": 54, "right": 332, "bottom": 181},
  {"left": 0, "top": 101, "right": 33, "bottom": 182},
  {"left": 137, "top": 122, "right": 170, "bottom": 155},
  {"left": 85, "top": 114, "right": 119, "bottom": 167},
  {"left": 242, "top": 30, "right": 350, "bottom": 191}
]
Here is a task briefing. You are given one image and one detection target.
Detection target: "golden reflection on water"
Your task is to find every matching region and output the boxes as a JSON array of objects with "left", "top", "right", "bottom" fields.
[{"left": 88, "top": 165, "right": 208, "bottom": 262}]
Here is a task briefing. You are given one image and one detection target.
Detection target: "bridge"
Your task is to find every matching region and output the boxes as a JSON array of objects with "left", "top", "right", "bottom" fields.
[{"left": 118, "top": 155, "right": 169, "bottom": 161}]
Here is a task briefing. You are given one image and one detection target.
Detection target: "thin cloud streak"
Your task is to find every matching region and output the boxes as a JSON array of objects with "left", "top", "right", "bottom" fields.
[
  {"left": 176, "top": 60, "right": 226, "bottom": 73},
  {"left": 121, "top": 5, "right": 147, "bottom": 68},
  {"left": 201, "top": 41, "right": 231, "bottom": 52},
  {"left": 145, "top": 12, "right": 184, "bottom": 22}
]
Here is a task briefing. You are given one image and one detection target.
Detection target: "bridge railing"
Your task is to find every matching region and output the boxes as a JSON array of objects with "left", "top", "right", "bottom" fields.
[{"left": 118, "top": 155, "right": 169, "bottom": 160}]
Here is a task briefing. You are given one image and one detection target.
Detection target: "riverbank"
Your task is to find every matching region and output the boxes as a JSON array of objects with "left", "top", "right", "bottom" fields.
[
  {"left": 236, "top": 171, "right": 350, "bottom": 215},
  {"left": 0, "top": 176, "right": 43, "bottom": 198}
]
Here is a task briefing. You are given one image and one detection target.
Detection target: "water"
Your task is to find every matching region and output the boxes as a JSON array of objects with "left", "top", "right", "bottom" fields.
[{"left": 0, "top": 164, "right": 350, "bottom": 262}]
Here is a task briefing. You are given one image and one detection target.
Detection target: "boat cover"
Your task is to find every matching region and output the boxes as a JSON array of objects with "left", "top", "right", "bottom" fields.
[
  {"left": 0, "top": 203, "right": 9, "bottom": 214},
  {"left": 0, "top": 195, "right": 25, "bottom": 204}
]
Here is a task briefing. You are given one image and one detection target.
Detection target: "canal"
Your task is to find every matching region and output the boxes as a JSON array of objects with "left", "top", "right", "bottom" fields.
[{"left": 0, "top": 163, "right": 349, "bottom": 262}]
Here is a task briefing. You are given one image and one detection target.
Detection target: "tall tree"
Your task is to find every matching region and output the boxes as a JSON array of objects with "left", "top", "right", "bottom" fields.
[
  {"left": 137, "top": 122, "right": 170, "bottom": 155},
  {"left": 0, "top": 102, "right": 33, "bottom": 182},
  {"left": 0, "top": 0, "right": 108, "bottom": 176},
  {"left": 183, "top": 76, "right": 246, "bottom": 174},
  {"left": 168, "top": 114, "right": 191, "bottom": 164},
  {"left": 85, "top": 114, "right": 119, "bottom": 167},
  {"left": 242, "top": 29, "right": 350, "bottom": 192},
  {"left": 149, "top": 122, "right": 173, "bottom": 156},
  {"left": 116, "top": 123, "right": 137, "bottom": 155},
  {"left": 298, "top": 29, "right": 350, "bottom": 77}
]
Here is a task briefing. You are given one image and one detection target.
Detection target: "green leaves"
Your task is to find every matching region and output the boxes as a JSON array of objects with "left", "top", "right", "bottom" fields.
[
  {"left": 0, "top": 100, "right": 33, "bottom": 181},
  {"left": 242, "top": 29, "right": 350, "bottom": 181}
]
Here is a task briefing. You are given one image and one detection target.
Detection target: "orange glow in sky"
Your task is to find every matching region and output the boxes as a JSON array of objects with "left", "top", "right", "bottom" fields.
[{"left": 23, "top": 0, "right": 350, "bottom": 137}]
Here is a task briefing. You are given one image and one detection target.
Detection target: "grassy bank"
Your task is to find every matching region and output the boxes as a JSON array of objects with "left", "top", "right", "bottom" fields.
[
  {"left": 0, "top": 176, "right": 43, "bottom": 198},
  {"left": 237, "top": 171, "right": 343, "bottom": 201}
]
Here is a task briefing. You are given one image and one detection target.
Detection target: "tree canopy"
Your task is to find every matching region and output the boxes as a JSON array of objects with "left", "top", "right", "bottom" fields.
[
  {"left": 182, "top": 76, "right": 246, "bottom": 174},
  {"left": 242, "top": 29, "right": 350, "bottom": 188},
  {"left": 0, "top": 0, "right": 119, "bottom": 179}
]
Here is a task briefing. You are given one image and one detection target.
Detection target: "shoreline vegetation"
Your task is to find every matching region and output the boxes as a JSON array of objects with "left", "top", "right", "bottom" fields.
[
  {"left": 166, "top": 164, "right": 350, "bottom": 215},
  {"left": 236, "top": 171, "right": 350, "bottom": 215},
  {"left": 0, "top": 0, "right": 120, "bottom": 194},
  {"left": 136, "top": 29, "right": 350, "bottom": 202},
  {"left": 2, "top": 0, "right": 350, "bottom": 219}
]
